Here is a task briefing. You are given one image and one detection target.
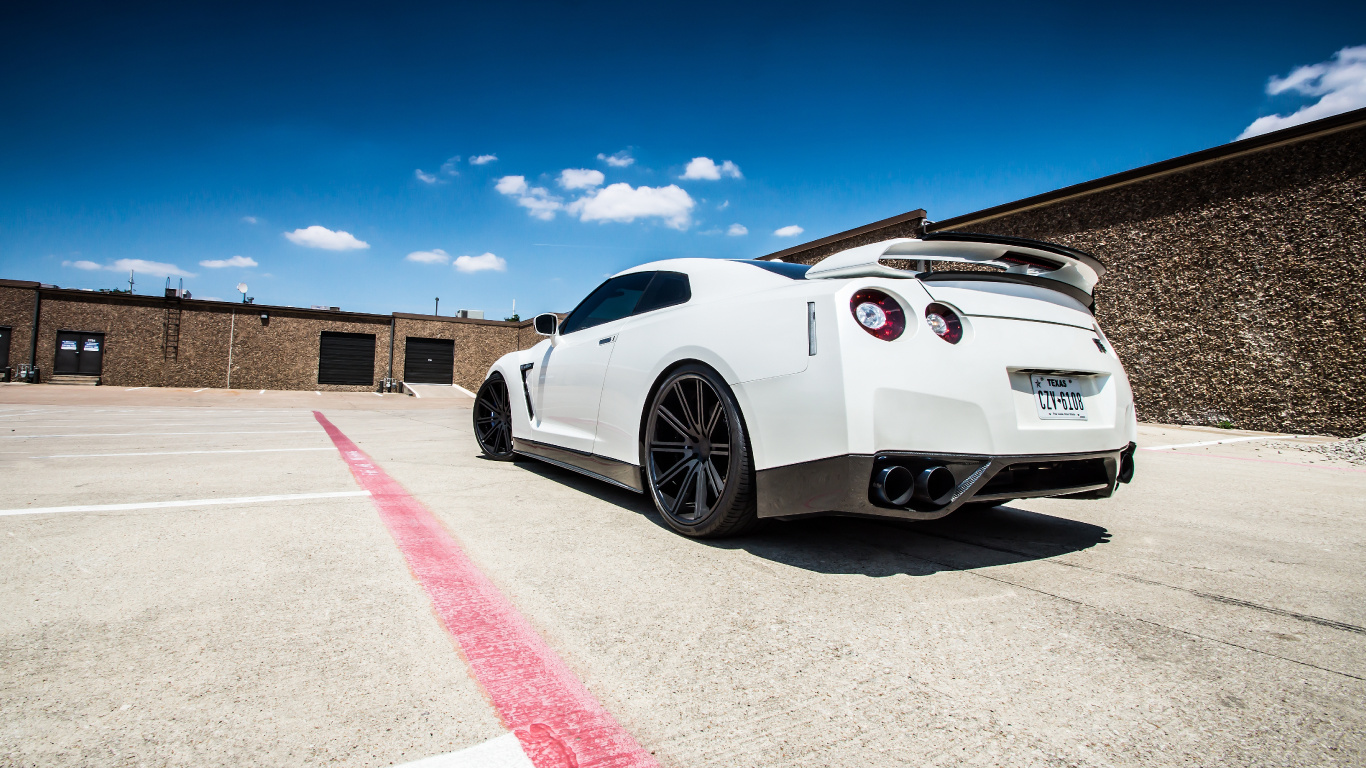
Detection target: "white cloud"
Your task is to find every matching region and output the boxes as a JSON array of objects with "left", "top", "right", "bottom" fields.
[
  {"left": 495, "top": 175, "right": 528, "bottom": 195},
  {"left": 597, "top": 150, "right": 634, "bottom": 167},
  {"left": 559, "top": 168, "right": 605, "bottom": 189},
  {"left": 242, "top": 216, "right": 258, "bottom": 224},
  {"left": 112, "top": 258, "right": 196, "bottom": 277},
  {"left": 469, "top": 154, "right": 497, "bottom": 165},
  {"left": 727, "top": 223, "right": 748, "bottom": 236},
  {"left": 681, "top": 157, "right": 742, "bottom": 180},
  {"left": 454, "top": 252, "right": 507, "bottom": 273},
  {"left": 199, "top": 255, "right": 258, "bottom": 268},
  {"left": 567, "top": 183, "right": 694, "bottom": 229},
  {"left": 283, "top": 225, "right": 370, "bottom": 251},
  {"left": 718, "top": 200, "right": 729, "bottom": 210},
  {"left": 1238, "top": 45, "right": 1366, "bottom": 139},
  {"left": 415, "top": 169, "right": 438, "bottom": 184},
  {"left": 440, "top": 156, "right": 461, "bottom": 176},
  {"left": 405, "top": 248, "right": 450, "bottom": 264},
  {"left": 64, "top": 258, "right": 195, "bottom": 276},
  {"left": 495, "top": 175, "right": 564, "bottom": 220},
  {"left": 773, "top": 225, "right": 804, "bottom": 237}
]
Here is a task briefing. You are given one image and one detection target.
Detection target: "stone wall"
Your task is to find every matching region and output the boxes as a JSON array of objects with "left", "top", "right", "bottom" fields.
[
  {"left": 2, "top": 287, "right": 536, "bottom": 392},
  {"left": 933, "top": 126, "right": 1366, "bottom": 437},
  {"left": 0, "top": 282, "right": 38, "bottom": 369},
  {"left": 393, "top": 314, "right": 542, "bottom": 393}
]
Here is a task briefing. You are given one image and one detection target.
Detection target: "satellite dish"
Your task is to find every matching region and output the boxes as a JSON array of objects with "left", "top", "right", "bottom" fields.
[{"left": 237, "top": 283, "right": 248, "bottom": 294}]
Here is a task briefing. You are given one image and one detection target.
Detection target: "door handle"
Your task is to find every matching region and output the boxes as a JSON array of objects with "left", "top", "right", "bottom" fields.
[{"left": 599, "top": 335, "right": 615, "bottom": 345}]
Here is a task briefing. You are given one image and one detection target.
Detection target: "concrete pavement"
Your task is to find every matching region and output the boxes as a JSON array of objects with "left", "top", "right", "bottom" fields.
[{"left": 1, "top": 387, "right": 1363, "bottom": 766}]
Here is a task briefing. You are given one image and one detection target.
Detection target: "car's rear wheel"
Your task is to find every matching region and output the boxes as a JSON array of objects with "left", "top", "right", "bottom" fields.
[
  {"left": 643, "top": 364, "right": 757, "bottom": 538},
  {"left": 473, "top": 373, "right": 516, "bottom": 461}
]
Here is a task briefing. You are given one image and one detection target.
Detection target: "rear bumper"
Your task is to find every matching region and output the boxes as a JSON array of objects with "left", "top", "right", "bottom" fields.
[{"left": 756, "top": 443, "right": 1136, "bottom": 521}]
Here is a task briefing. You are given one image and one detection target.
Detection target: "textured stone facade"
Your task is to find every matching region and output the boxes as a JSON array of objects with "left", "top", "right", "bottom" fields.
[
  {"left": 763, "top": 116, "right": 1366, "bottom": 437},
  {"left": 935, "top": 126, "right": 1366, "bottom": 437},
  {"left": 392, "top": 314, "right": 542, "bottom": 393},
  {"left": 0, "top": 287, "right": 536, "bottom": 392},
  {"left": 0, "top": 282, "right": 39, "bottom": 370}
]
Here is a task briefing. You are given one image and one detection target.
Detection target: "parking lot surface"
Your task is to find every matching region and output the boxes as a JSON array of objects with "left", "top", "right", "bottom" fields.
[{"left": 2, "top": 386, "right": 1364, "bottom": 767}]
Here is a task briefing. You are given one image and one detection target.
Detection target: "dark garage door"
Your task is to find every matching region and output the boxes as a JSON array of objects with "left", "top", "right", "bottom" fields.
[
  {"left": 318, "top": 332, "right": 376, "bottom": 386},
  {"left": 0, "top": 326, "right": 10, "bottom": 369},
  {"left": 403, "top": 337, "right": 455, "bottom": 384}
]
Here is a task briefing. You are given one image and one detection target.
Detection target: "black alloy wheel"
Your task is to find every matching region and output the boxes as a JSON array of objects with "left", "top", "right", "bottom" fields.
[
  {"left": 473, "top": 373, "right": 516, "bottom": 460},
  {"left": 643, "top": 364, "right": 757, "bottom": 537}
]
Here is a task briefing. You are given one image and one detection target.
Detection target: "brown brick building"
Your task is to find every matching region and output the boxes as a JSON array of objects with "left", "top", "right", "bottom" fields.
[
  {"left": 762, "top": 108, "right": 1366, "bottom": 437},
  {"left": 0, "top": 281, "right": 537, "bottom": 392}
]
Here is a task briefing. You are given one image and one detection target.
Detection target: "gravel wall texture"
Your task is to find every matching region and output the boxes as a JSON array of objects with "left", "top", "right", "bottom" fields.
[
  {"left": 937, "top": 126, "right": 1366, "bottom": 437},
  {"left": 0, "top": 283, "right": 38, "bottom": 370},
  {"left": 392, "top": 314, "right": 542, "bottom": 393},
  {"left": 0, "top": 289, "right": 535, "bottom": 392}
]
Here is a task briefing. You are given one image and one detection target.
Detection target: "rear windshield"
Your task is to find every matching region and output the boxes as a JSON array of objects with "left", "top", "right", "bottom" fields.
[{"left": 736, "top": 260, "right": 810, "bottom": 279}]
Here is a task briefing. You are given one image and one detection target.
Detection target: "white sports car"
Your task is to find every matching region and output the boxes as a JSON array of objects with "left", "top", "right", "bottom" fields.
[{"left": 474, "top": 232, "right": 1138, "bottom": 538}]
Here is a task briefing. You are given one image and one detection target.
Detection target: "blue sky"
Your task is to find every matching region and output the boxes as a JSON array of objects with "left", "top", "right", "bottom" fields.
[{"left": 2, "top": 1, "right": 1363, "bottom": 318}]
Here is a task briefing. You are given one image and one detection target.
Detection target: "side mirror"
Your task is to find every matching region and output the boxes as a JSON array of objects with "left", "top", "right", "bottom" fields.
[{"left": 534, "top": 313, "right": 558, "bottom": 336}]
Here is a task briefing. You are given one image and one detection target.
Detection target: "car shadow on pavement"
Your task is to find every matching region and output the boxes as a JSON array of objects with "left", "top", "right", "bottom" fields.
[
  {"left": 514, "top": 459, "right": 1110, "bottom": 577},
  {"left": 714, "top": 506, "right": 1112, "bottom": 577}
]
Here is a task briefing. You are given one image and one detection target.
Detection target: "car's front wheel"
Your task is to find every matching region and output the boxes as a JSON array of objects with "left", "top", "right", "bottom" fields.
[
  {"left": 473, "top": 373, "right": 516, "bottom": 461},
  {"left": 642, "top": 364, "right": 757, "bottom": 538}
]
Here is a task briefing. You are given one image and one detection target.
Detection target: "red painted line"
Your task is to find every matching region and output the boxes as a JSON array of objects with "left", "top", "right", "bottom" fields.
[
  {"left": 1155, "top": 449, "right": 1366, "bottom": 473},
  {"left": 313, "top": 411, "right": 657, "bottom": 768}
]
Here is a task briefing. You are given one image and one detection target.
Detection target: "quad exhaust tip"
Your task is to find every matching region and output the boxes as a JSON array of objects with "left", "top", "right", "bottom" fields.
[{"left": 873, "top": 465, "right": 956, "bottom": 508}]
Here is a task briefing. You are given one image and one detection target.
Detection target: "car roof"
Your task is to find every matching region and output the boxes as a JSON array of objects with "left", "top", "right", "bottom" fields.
[{"left": 613, "top": 257, "right": 808, "bottom": 282}]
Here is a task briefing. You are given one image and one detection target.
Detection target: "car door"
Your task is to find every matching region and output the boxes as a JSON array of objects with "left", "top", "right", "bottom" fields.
[{"left": 529, "top": 272, "right": 654, "bottom": 453}]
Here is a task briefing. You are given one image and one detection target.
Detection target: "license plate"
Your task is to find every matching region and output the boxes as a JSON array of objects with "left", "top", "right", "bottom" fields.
[{"left": 1030, "top": 375, "right": 1087, "bottom": 420}]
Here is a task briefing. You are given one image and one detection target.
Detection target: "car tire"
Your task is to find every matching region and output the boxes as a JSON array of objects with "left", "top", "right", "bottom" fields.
[
  {"left": 641, "top": 363, "right": 758, "bottom": 538},
  {"left": 473, "top": 373, "right": 517, "bottom": 461}
]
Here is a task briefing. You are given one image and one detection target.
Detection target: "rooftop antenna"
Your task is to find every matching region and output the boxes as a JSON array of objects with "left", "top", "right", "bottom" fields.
[
  {"left": 128, "top": 269, "right": 135, "bottom": 294},
  {"left": 237, "top": 282, "right": 248, "bottom": 304},
  {"left": 434, "top": 297, "right": 439, "bottom": 315}
]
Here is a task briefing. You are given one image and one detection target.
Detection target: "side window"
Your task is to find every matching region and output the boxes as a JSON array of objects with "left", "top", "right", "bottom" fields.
[
  {"left": 559, "top": 272, "right": 654, "bottom": 335},
  {"left": 633, "top": 271, "right": 691, "bottom": 315}
]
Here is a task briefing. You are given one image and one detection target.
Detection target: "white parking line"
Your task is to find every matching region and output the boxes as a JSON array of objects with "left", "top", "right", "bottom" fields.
[
  {"left": 452, "top": 384, "right": 476, "bottom": 398},
  {"left": 393, "top": 733, "right": 533, "bottom": 768},
  {"left": 5, "top": 421, "right": 305, "bottom": 429},
  {"left": 1143, "top": 434, "right": 1306, "bottom": 451},
  {"left": 259, "top": 390, "right": 265, "bottom": 394},
  {"left": 124, "top": 387, "right": 147, "bottom": 391},
  {"left": 0, "top": 490, "right": 371, "bottom": 517},
  {"left": 30, "top": 447, "right": 334, "bottom": 459},
  {"left": 1, "top": 430, "right": 321, "bottom": 439},
  {"left": 194, "top": 388, "right": 207, "bottom": 393}
]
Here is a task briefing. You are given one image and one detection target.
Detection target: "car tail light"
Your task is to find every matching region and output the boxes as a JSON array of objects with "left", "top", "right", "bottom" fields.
[
  {"left": 849, "top": 289, "right": 905, "bottom": 340},
  {"left": 924, "top": 303, "right": 962, "bottom": 344}
]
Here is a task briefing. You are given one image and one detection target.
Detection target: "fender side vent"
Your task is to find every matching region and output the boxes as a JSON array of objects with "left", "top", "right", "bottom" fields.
[{"left": 519, "top": 363, "right": 535, "bottom": 419}]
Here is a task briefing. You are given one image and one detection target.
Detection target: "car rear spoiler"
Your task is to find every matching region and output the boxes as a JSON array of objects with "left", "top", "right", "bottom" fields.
[{"left": 803, "top": 233, "right": 1104, "bottom": 308}]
